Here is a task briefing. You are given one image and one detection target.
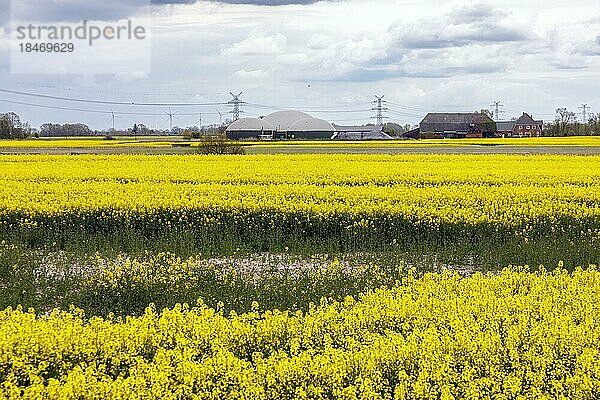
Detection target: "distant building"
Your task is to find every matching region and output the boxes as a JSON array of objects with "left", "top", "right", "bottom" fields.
[
  {"left": 286, "top": 117, "right": 336, "bottom": 140},
  {"left": 225, "top": 110, "right": 335, "bottom": 140},
  {"left": 420, "top": 113, "right": 496, "bottom": 138},
  {"left": 225, "top": 117, "right": 275, "bottom": 140},
  {"left": 496, "top": 121, "right": 516, "bottom": 137},
  {"left": 495, "top": 113, "right": 543, "bottom": 138},
  {"left": 403, "top": 127, "right": 420, "bottom": 139},
  {"left": 332, "top": 125, "right": 393, "bottom": 140},
  {"left": 510, "top": 113, "right": 543, "bottom": 137}
]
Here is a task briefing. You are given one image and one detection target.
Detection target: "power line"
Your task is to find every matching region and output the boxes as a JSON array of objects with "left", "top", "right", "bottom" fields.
[
  {"left": 0, "top": 88, "right": 229, "bottom": 107},
  {"left": 245, "top": 101, "right": 372, "bottom": 112},
  {"left": 579, "top": 104, "right": 590, "bottom": 124},
  {"left": 385, "top": 101, "right": 431, "bottom": 112},
  {"left": 331, "top": 117, "right": 377, "bottom": 123},
  {"left": 0, "top": 98, "right": 115, "bottom": 115},
  {"left": 372, "top": 95, "right": 388, "bottom": 125},
  {"left": 244, "top": 103, "right": 371, "bottom": 114},
  {"left": 7, "top": 81, "right": 211, "bottom": 97},
  {"left": 0, "top": 98, "right": 221, "bottom": 116},
  {"left": 228, "top": 92, "right": 244, "bottom": 121},
  {"left": 490, "top": 101, "right": 504, "bottom": 121}
]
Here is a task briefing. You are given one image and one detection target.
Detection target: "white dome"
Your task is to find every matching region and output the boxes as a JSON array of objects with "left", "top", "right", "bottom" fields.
[
  {"left": 226, "top": 117, "right": 274, "bottom": 131},
  {"left": 288, "top": 118, "right": 335, "bottom": 132},
  {"left": 263, "top": 111, "right": 313, "bottom": 131}
]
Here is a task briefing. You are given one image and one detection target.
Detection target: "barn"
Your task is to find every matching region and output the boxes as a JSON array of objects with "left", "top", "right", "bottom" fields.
[
  {"left": 420, "top": 113, "right": 497, "bottom": 138},
  {"left": 332, "top": 125, "right": 393, "bottom": 140}
]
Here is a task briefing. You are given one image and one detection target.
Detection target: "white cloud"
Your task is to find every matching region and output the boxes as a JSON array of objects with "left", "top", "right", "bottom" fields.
[
  {"left": 221, "top": 33, "right": 287, "bottom": 56},
  {"left": 306, "top": 34, "right": 334, "bottom": 49},
  {"left": 233, "top": 68, "right": 271, "bottom": 80},
  {"left": 276, "top": 53, "right": 310, "bottom": 64}
]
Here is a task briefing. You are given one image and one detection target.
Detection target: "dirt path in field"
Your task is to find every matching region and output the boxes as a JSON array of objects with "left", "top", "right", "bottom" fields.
[{"left": 2, "top": 145, "right": 600, "bottom": 155}]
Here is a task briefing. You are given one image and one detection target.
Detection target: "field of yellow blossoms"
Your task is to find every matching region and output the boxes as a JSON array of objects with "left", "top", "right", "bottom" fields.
[
  {"left": 2, "top": 267, "right": 600, "bottom": 399},
  {"left": 0, "top": 154, "right": 599, "bottom": 262},
  {"left": 1, "top": 153, "right": 600, "bottom": 398}
]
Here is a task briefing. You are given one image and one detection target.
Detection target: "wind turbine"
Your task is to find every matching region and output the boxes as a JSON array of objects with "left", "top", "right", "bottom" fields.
[
  {"left": 108, "top": 110, "right": 121, "bottom": 133},
  {"left": 164, "top": 107, "right": 178, "bottom": 132},
  {"left": 196, "top": 113, "right": 203, "bottom": 135}
]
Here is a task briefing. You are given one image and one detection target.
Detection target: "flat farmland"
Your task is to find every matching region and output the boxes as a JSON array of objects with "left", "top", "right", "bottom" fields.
[
  {"left": 1, "top": 152, "right": 600, "bottom": 398},
  {"left": 2, "top": 136, "right": 600, "bottom": 155}
]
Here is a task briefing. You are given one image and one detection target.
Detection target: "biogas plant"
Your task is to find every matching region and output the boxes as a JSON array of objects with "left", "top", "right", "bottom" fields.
[
  {"left": 226, "top": 110, "right": 392, "bottom": 141},
  {"left": 226, "top": 111, "right": 334, "bottom": 140}
]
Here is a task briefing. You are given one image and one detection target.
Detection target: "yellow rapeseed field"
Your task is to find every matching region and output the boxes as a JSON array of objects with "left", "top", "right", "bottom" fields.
[
  {"left": 2, "top": 136, "right": 600, "bottom": 149},
  {"left": 1, "top": 154, "right": 600, "bottom": 398},
  {"left": 0, "top": 154, "right": 599, "bottom": 227},
  {"left": 1, "top": 267, "right": 599, "bottom": 399}
]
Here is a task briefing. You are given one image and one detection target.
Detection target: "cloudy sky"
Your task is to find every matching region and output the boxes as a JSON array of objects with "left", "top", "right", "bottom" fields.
[{"left": 0, "top": 0, "right": 599, "bottom": 130}]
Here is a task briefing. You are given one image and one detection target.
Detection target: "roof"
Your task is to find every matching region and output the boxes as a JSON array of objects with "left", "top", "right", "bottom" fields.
[
  {"left": 333, "top": 130, "right": 393, "bottom": 140},
  {"left": 263, "top": 111, "right": 313, "bottom": 131},
  {"left": 420, "top": 113, "right": 496, "bottom": 134},
  {"left": 514, "top": 113, "right": 540, "bottom": 125},
  {"left": 226, "top": 117, "right": 274, "bottom": 132},
  {"left": 332, "top": 124, "right": 383, "bottom": 133},
  {"left": 496, "top": 121, "right": 516, "bottom": 131},
  {"left": 421, "top": 113, "right": 494, "bottom": 124},
  {"left": 288, "top": 118, "right": 335, "bottom": 132}
]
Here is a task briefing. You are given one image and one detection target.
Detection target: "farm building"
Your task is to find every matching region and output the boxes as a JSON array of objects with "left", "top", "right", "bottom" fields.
[
  {"left": 285, "top": 117, "right": 336, "bottom": 139},
  {"left": 510, "top": 113, "right": 543, "bottom": 137},
  {"left": 496, "top": 121, "right": 516, "bottom": 137},
  {"left": 226, "top": 110, "right": 335, "bottom": 140},
  {"left": 495, "top": 113, "right": 544, "bottom": 137},
  {"left": 420, "top": 113, "right": 496, "bottom": 138},
  {"left": 262, "top": 111, "right": 312, "bottom": 132},
  {"left": 225, "top": 117, "right": 275, "bottom": 140},
  {"left": 332, "top": 124, "right": 393, "bottom": 140}
]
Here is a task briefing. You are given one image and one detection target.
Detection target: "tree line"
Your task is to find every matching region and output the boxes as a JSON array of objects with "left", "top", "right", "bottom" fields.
[
  {"left": 0, "top": 112, "right": 31, "bottom": 139},
  {"left": 543, "top": 108, "right": 600, "bottom": 136}
]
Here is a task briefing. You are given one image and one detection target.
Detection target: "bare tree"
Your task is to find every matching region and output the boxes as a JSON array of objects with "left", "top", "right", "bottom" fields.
[
  {"left": 555, "top": 108, "right": 577, "bottom": 135},
  {"left": 478, "top": 109, "right": 493, "bottom": 119},
  {"left": 589, "top": 113, "right": 600, "bottom": 135},
  {"left": 0, "top": 112, "right": 28, "bottom": 139}
]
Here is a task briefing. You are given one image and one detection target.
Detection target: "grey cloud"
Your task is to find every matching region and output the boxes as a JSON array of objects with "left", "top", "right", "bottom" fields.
[
  {"left": 390, "top": 2, "right": 531, "bottom": 51},
  {"left": 3, "top": 0, "right": 335, "bottom": 26},
  {"left": 572, "top": 35, "right": 600, "bottom": 57},
  {"left": 448, "top": 3, "right": 508, "bottom": 23},
  {"left": 402, "top": 39, "right": 466, "bottom": 49},
  {"left": 0, "top": 0, "right": 8, "bottom": 26},
  {"left": 320, "top": 63, "right": 504, "bottom": 82},
  {"left": 205, "top": 0, "right": 333, "bottom": 3},
  {"left": 9, "top": 0, "right": 151, "bottom": 24}
]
